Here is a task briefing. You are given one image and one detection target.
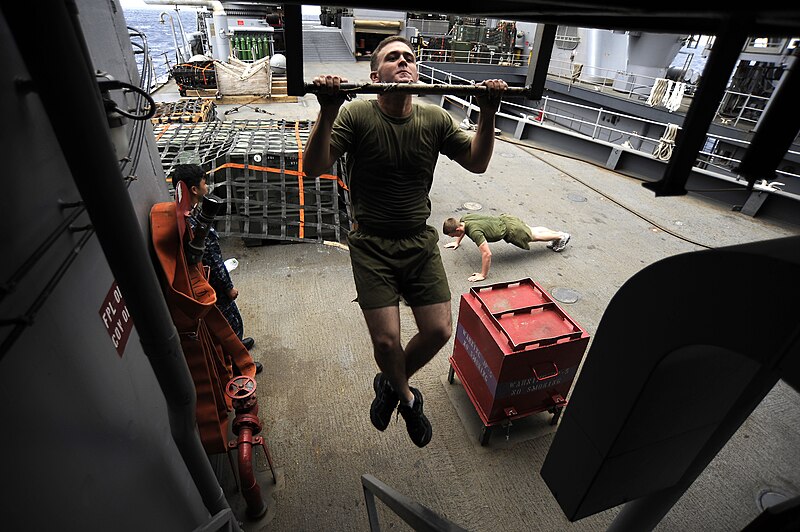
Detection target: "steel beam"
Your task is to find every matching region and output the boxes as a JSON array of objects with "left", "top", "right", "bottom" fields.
[
  {"left": 284, "top": 3, "right": 304, "bottom": 97},
  {"left": 643, "top": 15, "right": 750, "bottom": 197},
  {"left": 525, "top": 24, "right": 557, "bottom": 101}
]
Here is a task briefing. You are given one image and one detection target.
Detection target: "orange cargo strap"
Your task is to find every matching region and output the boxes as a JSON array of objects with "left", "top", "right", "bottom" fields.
[
  {"left": 294, "top": 122, "right": 305, "bottom": 238},
  {"left": 154, "top": 123, "right": 169, "bottom": 141},
  {"left": 208, "top": 163, "right": 347, "bottom": 191}
]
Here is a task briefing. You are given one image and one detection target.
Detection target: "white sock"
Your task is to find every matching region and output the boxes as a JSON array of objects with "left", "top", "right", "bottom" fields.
[{"left": 403, "top": 397, "right": 415, "bottom": 408}]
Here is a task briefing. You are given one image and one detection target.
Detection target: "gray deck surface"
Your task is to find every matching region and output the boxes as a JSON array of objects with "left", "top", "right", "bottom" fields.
[{"left": 153, "top": 57, "right": 800, "bottom": 532}]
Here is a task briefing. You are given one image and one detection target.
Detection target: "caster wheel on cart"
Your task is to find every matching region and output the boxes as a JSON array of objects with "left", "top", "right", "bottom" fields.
[
  {"left": 447, "top": 365, "right": 455, "bottom": 384},
  {"left": 479, "top": 425, "right": 492, "bottom": 446},
  {"left": 550, "top": 406, "right": 564, "bottom": 426}
]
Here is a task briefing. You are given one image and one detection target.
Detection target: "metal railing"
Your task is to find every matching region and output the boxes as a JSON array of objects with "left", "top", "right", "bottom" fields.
[
  {"left": 547, "top": 57, "right": 671, "bottom": 98},
  {"left": 417, "top": 62, "right": 800, "bottom": 188},
  {"left": 129, "top": 27, "right": 173, "bottom": 93},
  {"left": 741, "top": 36, "right": 797, "bottom": 55},
  {"left": 417, "top": 50, "right": 772, "bottom": 127},
  {"left": 417, "top": 47, "right": 523, "bottom": 66},
  {"left": 716, "top": 89, "right": 770, "bottom": 128},
  {"left": 362, "top": 474, "right": 467, "bottom": 532}
]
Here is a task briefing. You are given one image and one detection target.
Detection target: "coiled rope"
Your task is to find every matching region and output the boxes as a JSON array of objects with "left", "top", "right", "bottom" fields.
[
  {"left": 653, "top": 123, "right": 679, "bottom": 161},
  {"left": 647, "top": 78, "right": 669, "bottom": 107},
  {"left": 647, "top": 78, "right": 685, "bottom": 112},
  {"left": 664, "top": 81, "right": 686, "bottom": 112}
]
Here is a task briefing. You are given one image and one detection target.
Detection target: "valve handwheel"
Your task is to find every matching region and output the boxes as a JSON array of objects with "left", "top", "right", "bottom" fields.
[{"left": 225, "top": 375, "right": 257, "bottom": 400}]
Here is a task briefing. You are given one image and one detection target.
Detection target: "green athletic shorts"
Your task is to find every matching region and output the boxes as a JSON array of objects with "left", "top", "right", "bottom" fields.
[{"left": 347, "top": 225, "right": 451, "bottom": 309}]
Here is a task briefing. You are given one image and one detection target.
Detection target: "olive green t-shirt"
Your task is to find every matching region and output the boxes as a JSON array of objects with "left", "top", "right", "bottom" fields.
[
  {"left": 330, "top": 99, "right": 472, "bottom": 233},
  {"left": 462, "top": 213, "right": 534, "bottom": 250}
]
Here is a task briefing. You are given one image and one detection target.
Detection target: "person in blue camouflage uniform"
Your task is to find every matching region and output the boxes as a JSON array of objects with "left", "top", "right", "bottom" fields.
[
  {"left": 197, "top": 212, "right": 244, "bottom": 339},
  {"left": 171, "top": 164, "right": 262, "bottom": 373}
]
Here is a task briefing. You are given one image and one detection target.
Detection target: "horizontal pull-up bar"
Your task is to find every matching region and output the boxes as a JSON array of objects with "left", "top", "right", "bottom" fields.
[{"left": 301, "top": 82, "right": 533, "bottom": 99}]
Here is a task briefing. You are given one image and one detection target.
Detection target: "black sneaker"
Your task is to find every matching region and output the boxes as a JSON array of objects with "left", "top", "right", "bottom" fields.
[
  {"left": 370, "top": 372, "right": 399, "bottom": 431},
  {"left": 398, "top": 387, "right": 432, "bottom": 448}
]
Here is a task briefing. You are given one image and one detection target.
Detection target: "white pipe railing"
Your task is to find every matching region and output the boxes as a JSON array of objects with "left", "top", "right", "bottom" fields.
[
  {"left": 418, "top": 61, "right": 800, "bottom": 186},
  {"left": 419, "top": 51, "right": 771, "bottom": 126},
  {"left": 144, "top": 0, "right": 230, "bottom": 61}
]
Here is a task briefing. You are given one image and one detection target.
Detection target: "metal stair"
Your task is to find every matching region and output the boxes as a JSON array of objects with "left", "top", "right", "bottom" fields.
[{"left": 302, "top": 28, "right": 354, "bottom": 62}]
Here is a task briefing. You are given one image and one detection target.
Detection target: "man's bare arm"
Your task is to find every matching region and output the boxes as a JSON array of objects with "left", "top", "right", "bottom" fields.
[
  {"left": 454, "top": 79, "right": 508, "bottom": 173},
  {"left": 468, "top": 241, "right": 492, "bottom": 282},
  {"left": 304, "top": 75, "right": 347, "bottom": 177}
]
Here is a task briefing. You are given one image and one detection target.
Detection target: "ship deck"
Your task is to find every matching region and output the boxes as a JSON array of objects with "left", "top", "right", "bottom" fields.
[{"left": 151, "top": 60, "right": 800, "bottom": 531}]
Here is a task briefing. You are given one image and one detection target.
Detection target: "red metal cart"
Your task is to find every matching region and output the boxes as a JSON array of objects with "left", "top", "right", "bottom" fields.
[{"left": 448, "top": 278, "right": 590, "bottom": 445}]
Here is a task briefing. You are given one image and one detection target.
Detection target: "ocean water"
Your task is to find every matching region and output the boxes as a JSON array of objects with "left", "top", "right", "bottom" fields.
[{"left": 123, "top": 7, "right": 199, "bottom": 82}]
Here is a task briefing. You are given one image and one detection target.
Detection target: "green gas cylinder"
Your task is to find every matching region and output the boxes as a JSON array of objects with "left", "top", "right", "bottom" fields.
[
  {"left": 235, "top": 35, "right": 242, "bottom": 60},
  {"left": 233, "top": 36, "right": 242, "bottom": 59},
  {"left": 256, "top": 36, "right": 265, "bottom": 59}
]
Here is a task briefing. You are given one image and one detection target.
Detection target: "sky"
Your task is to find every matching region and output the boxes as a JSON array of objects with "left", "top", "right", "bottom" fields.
[{"left": 119, "top": 0, "right": 321, "bottom": 14}]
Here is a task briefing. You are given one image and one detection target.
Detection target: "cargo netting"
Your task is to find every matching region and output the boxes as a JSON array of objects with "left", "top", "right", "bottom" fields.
[{"left": 155, "top": 119, "right": 353, "bottom": 244}]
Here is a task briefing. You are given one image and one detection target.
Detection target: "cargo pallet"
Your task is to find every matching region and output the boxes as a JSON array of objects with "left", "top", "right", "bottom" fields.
[
  {"left": 150, "top": 98, "right": 218, "bottom": 124},
  {"left": 155, "top": 119, "right": 352, "bottom": 244}
]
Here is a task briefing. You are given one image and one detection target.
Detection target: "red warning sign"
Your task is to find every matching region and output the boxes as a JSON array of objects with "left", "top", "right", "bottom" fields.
[{"left": 99, "top": 281, "right": 133, "bottom": 356}]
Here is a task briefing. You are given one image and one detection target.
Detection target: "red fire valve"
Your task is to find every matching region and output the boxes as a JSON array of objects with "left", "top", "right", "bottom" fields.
[{"left": 225, "top": 375, "right": 257, "bottom": 401}]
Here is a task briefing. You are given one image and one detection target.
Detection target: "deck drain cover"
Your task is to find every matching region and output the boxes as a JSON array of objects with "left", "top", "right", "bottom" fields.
[
  {"left": 552, "top": 287, "right": 580, "bottom": 303},
  {"left": 757, "top": 489, "right": 789, "bottom": 511},
  {"left": 463, "top": 202, "right": 483, "bottom": 210},
  {"left": 567, "top": 193, "right": 587, "bottom": 202}
]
